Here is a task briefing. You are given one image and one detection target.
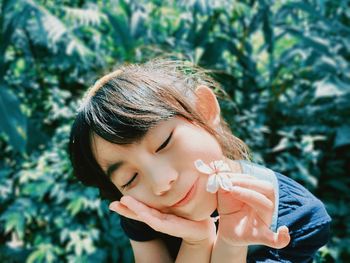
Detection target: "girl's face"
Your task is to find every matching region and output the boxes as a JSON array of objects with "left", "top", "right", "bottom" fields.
[{"left": 91, "top": 117, "right": 224, "bottom": 221}]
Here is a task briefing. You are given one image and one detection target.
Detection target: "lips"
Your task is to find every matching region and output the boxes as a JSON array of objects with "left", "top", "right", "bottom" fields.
[{"left": 172, "top": 178, "right": 198, "bottom": 208}]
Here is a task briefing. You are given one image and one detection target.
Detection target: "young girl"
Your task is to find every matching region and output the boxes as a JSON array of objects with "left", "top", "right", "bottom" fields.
[{"left": 69, "top": 59, "right": 331, "bottom": 262}]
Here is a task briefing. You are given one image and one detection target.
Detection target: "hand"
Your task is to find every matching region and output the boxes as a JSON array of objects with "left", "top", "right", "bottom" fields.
[
  {"left": 109, "top": 196, "right": 216, "bottom": 245},
  {"left": 216, "top": 174, "right": 290, "bottom": 249}
]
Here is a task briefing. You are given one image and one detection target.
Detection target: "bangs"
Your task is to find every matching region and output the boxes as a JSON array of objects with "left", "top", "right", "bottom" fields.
[
  {"left": 84, "top": 103, "right": 175, "bottom": 144},
  {"left": 82, "top": 78, "right": 177, "bottom": 145}
]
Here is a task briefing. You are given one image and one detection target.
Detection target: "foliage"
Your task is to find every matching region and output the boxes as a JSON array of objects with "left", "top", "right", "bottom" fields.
[{"left": 0, "top": 0, "right": 349, "bottom": 262}]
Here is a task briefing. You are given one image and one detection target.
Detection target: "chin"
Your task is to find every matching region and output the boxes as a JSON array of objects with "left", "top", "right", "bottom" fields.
[{"left": 182, "top": 201, "right": 217, "bottom": 221}]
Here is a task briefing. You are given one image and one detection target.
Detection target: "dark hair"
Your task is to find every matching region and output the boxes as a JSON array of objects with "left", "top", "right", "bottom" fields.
[{"left": 69, "top": 59, "right": 250, "bottom": 201}]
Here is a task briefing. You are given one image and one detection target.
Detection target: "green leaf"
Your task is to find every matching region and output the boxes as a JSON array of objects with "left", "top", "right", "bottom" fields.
[
  {"left": 271, "top": 137, "right": 290, "bottom": 152},
  {"left": 130, "top": 8, "right": 146, "bottom": 38},
  {"left": 27, "top": 244, "right": 61, "bottom": 263},
  {"left": 67, "top": 197, "right": 85, "bottom": 216},
  {"left": 0, "top": 85, "right": 27, "bottom": 152},
  {"left": 282, "top": 2, "right": 321, "bottom": 19},
  {"left": 2, "top": 211, "right": 25, "bottom": 239},
  {"left": 285, "top": 27, "right": 330, "bottom": 55},
  {"left": 27, "top": 249, "right": 46, "bottom": 263},
  {"left": 22, "top": 181, "right": 51, "bottom": 199},
  {"left": 105, "top": 9, "right": 133, "bottom": 53},
  {"left": 193, "top": 15, "right": 212, "bottom": 47}
]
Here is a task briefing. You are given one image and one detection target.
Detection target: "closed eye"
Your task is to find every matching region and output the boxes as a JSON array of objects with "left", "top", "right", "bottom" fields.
[
  {"left": 121, "top": 173, "right": 138, "bottom": 189},
  {"left": 155, "top": 131, "right": 173, "bottom": 153}
]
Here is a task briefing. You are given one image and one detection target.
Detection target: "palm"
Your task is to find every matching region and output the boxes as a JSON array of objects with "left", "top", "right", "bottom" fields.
[
  {"left": 216, "top": 178, "right": 290, "bottom": 249},
  {"left": 109, "top": 196, "right": 215, "bottom": 243},
  {"left": 218, "top": 202, "right": 276, "bottom": 246}
]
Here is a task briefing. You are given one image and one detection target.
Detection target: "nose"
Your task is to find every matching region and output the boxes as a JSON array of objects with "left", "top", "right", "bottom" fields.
[{"left": 148, "top": 166, "right": 178, "bottom": 196}]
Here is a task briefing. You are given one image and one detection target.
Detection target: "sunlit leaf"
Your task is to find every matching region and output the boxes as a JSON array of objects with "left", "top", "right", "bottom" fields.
[
  {"left": 2, "top": 211, "right": 25, "bottom": 239},
  {"left": 271, "top": 137, "right": 290, "bottom": 152},
  {"left": 314, "top": 78, "right": 347, "bottom": 98},
  {"left": 67, "top": 198, "right": 85, "bottom": 216},
  {"left": 64, "top": 7, "right": 107, "bottom": 26}
]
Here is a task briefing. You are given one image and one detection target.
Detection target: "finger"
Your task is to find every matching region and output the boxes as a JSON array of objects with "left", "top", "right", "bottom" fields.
[
  {"left": 225, "top": 186, "right": 274, "bottom": 217},
  {"left": 217, "top": 187, "right": 245, "bottom": 214},
  {"left": 138, "top": 211, "right": 185, "bottom": 237},
  {"left": 120, "top": 196, "right": 163, "bottom": 220},
  {"left": 226, "top": 173, "right": 256, "bottom": 180},
  {"left": 260, "top": 225, "right": 291, "bottom": 249},
  {"left": 136, "top": 206, "right": 197, "bottom": 234},
  {"left": 139, "top": 211, "right": 216, "bottom": 243},
  {"left": 227, "top": 177, "right": 275, "bottom": 199},
  {"left": 119, "top": 196, "right": 183, "bottom": 234},
  {"left": 120, "top": 196, "right": 188, "bottom": 229},
  {"left": 109, "top": 201, "right": 139, "bottom": 221}
]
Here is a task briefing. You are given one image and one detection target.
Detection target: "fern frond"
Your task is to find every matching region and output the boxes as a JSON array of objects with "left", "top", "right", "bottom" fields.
[
  {"left": 24, "top": 0, "right": 93, "bottom": 58},
  {"left": 43, "top": 12, "right": 67, "bottom": 43},
  {"left": 63, "top": 7, "right": 107, "bottom": 27},
  {"left": 26, "top": 0, "right": 68, "bottom": 44},
  {"left": 66, "top": 36, "right": 92, "bottom": 57}
]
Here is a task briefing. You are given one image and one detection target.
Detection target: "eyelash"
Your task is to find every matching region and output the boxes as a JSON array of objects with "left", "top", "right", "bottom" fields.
[
  {"left": 156, "top": 131, "right": 173, "bottom": 153},
  {"left": 121, "top": 132, "right": 173, "bottom": 190},
  {"left": 121, "top": 173, "right": 138, "bottom": 189}
]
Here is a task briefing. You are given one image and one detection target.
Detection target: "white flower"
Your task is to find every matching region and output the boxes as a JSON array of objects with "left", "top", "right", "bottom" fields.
[{"left": 194, "top": 159, "right": 235, "bottom": 193}]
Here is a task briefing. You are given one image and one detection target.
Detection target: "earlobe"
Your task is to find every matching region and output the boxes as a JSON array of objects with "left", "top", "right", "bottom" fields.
[{"left": 194, "top": 85, "right": 221, "bottom": 127}]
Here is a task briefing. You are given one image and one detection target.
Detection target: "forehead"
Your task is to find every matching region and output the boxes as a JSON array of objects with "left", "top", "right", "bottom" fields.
[{"left": 90, "top": 117, "right": 185, "bottom": 166}]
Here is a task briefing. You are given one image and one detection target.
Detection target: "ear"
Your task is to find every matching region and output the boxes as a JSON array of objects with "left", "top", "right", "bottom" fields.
[{"left": 194, "top": 85, "right": 221, "bottom": 128}]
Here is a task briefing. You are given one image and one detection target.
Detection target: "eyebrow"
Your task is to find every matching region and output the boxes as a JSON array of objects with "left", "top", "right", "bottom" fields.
[{"left": 105, "top": 161, "right": 124, "bottom": 178}]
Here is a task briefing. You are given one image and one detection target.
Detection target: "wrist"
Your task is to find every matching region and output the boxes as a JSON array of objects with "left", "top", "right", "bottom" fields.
[
  {"left": 216, "top": 236, "right": 248, "bottom": 250},
  {"left": 211, "top": 237, "right": 248, "bottom": 263},
  {"left": 177, "top": 223, "right": 216, "bottom": 263},
  {"left": 183, "top": 233, "right": 215, "bottom": 246},
  {"left": 183, "top": 219, "right": 216, "bottom": 246}
]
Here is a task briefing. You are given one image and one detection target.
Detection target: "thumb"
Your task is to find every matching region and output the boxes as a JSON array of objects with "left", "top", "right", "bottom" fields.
[{"left": 263, "top": 225, "right": 291, "bottom": 249}]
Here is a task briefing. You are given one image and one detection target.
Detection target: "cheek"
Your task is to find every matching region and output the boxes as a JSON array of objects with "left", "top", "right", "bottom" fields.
[
  {"left": 193, "top": 179, "right": 218, "bottom": 220},
  {"left": 173, "top": 175, "right": 217, "bottom": 221},
  {"left": 175, "top": 128, "right": 223, "bottom": 163}
]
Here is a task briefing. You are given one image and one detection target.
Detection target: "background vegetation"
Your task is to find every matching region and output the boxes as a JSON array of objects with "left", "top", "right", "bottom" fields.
[{"left": 0, "top": 0, "right": 349, "bottom": 262}]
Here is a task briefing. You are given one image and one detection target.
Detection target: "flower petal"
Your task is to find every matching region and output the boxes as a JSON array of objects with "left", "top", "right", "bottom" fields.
[
  {"left": 206, "top": 174, "right": 219, "bottom": 193},
  {"left": 219, "top": 174, "right": 234, "bottom": 191},
  {"left": 194, "top": 159, "right": 213, "bottom": 174}
]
